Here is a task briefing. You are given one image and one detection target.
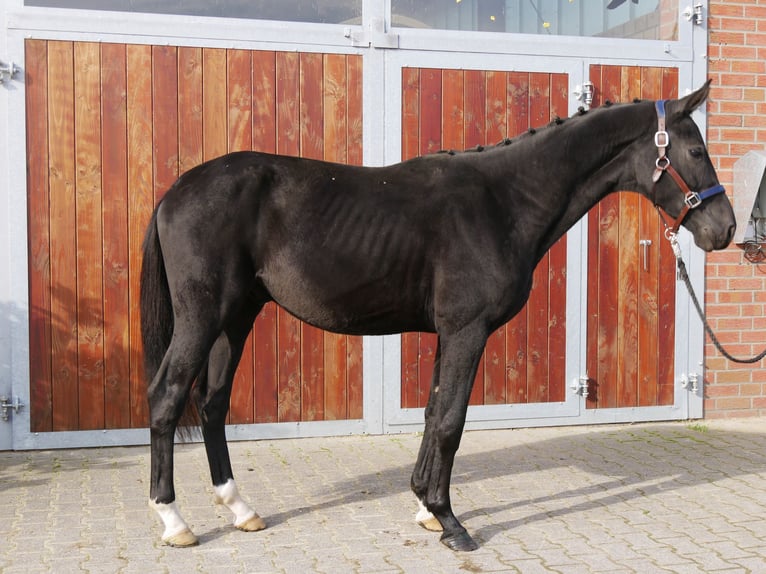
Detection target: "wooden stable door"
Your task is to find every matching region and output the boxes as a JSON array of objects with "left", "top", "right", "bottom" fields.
[
  {"left": 26, "top": 40, "right": 363, "bottom": 432},
  {"left": 587, "top": 65, "right": 679, "bottom": 409},
  {"left": 399, "top": 69, "right": 569, "bottom": 409}
]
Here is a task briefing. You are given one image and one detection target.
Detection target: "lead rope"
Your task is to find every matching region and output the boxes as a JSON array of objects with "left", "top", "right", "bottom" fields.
[{"left": 668, "top": 233, "right": 766, "bottom": 364}]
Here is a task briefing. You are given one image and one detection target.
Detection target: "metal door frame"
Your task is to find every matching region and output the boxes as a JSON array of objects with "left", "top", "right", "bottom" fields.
[{"left": 1, "top": 0, "right": 710, "bottom": 449}]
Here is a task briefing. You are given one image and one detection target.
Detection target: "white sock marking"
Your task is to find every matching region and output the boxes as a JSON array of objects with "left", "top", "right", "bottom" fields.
[
  {"left": 214, "top": 479, "right": 257, "bottom": 527},
  {"left": 150, "top": 499, "right": 191, "bottom": 539}
]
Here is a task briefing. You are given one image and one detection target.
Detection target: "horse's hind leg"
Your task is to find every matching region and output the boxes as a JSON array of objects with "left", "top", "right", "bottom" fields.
[
  {"left": 193, "top": 296, "right": 266, "bottom": 533},
  {"left": 149, "top": 330, "right": 217, "bottom": 547}
]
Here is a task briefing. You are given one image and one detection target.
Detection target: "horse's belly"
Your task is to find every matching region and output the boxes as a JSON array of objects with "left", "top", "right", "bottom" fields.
[{"left": 263, "top": 272, "right": 432, "bottom": 336}]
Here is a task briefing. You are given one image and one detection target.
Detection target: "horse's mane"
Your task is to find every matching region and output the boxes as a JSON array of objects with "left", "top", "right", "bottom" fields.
[{"left": 434, "top": 97, "right": 647, "bottom": 157}]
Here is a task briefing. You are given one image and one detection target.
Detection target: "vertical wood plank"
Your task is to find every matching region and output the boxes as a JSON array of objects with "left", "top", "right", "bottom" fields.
[
  {"left": 252, "top": 51, "right": 279, "bottom": 423},
  {"left": 48, "top": 41, "right": 79, "bottom": 431},
  {"left": 586, "top": 65, "right": 602, "bottom": 407},
  {"left": 400, "top": 66, "right": 421, "bottom": 408},
  {"left": 483, "top": 70, "right": 508, "bottom": 405},
  {"left": 74, "top": 42, "right": 105, "bottom": 430},
  {"left": 152, "top": 46, "right": 179, "bottom": 204},
  {"left": 401, "top": 67, "right": 420, "bottom": 161},
  {"left": 101, "top": 42, "right": 131, "bottom": 429},
  {"left": 547, "top": 73, "right": 569, "bottom": 402},
  {"left": 346, "top": 55, "right": 364, "bottom": 168},
  {"left": 276, "top": 51, "right": 302, "bottom": 422},
  {"left": 658, "top": 67, "right": 678, "bottom": 405},
  {"left": 126, "top": 44, "right": 153, "bottom": 427},
  {"left": 323, "top": 54, "right": 349, "bottom": 420},
  {"left": 441, "top": 69, "right": 464, "bottom": 151},
  {"left": 525, "top": 73, "right": 552, "bottom": 403},
  {"left": 227, "top": 49, "right": 255, "bottom": 425},
  {"left": 178, "top": 47, "right": 203, "bottom": 174},
  {"left": 506, "top": 72, "right": 530, "bottom": 403},
  {"left": 26, "top": 39, "right": 53, "bottom": 432},
  {"left": 203, "top": 48, "right": 227, "bottom": 162},
  {"left": 419, "top": 68, "right": 442, "bottom": 156},
  {"left": 464, "top": 69, "right": 487, "bottom": 406},
  {"left": 299, "top": 52, "right": 326, "bottom": 421}
]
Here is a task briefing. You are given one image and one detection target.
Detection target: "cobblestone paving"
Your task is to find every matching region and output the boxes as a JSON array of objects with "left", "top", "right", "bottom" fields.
[{"left": 3, "top": 418, "right": 766, "bottom": 573}]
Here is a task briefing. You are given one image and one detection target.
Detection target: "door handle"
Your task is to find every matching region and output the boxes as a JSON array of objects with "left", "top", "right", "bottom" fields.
[{"left": 639, "top": 239, "right": 652, "bottom": 271}]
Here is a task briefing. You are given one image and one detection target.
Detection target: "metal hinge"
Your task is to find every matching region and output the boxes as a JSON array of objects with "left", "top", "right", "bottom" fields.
[
  {"left": 0, "top": 395, "right": 23, "bottom": 421},
  {"left": 345, "top": 18, "right": 399, "bottom": 49},
  {"left": 571, "top": 375, "right": 590, "bottom": 399},
  {"left": 683, "top": 3, "right": 704, "bottom": 26},
  {"left": 680, "top": 373, "right": 700, "bottom": 393},
  {"left": 0, "top": 61, "right": 19, "bottom": 84},
  {"left": 573, "top": 81, "right": 594, "bottom": 109}
]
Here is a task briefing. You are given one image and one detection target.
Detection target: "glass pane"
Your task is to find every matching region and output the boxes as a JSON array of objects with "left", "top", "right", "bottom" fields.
[
  {"left": 24, "top": 0, "right": 362, "bottom": 24},
  {"left": 391, "top": 0, "right": 678, "bottom": 41}
]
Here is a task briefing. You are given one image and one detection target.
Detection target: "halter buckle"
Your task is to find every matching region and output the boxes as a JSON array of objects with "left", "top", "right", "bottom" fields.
[
  {"left": 654, "top": 130, "right": 669, "bottom": 148},
  {"left": 655, "top": 156, "right": 670, "bottom": 170},
  {"left": 684, "top": 191, "right": 702, "bottom": 209}
]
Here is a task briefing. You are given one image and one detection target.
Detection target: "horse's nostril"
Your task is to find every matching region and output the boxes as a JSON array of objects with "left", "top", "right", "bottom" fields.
[{"left": 727, "top": 223, "right": 736, "bottom": 244}]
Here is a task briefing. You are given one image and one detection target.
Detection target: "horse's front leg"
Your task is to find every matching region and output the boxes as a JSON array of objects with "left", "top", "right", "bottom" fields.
[{"left": 411, "top": 327, "right": 487, "bottom": 551}]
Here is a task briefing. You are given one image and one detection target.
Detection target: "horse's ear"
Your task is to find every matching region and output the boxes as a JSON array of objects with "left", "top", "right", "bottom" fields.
[{"left": 671, "top": 79, "right": 712, "bottom": 117}]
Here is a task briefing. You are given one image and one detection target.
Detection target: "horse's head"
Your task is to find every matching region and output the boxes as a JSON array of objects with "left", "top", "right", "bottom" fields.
[{"left": 639, "top": 81, "right": 735, "bottom": 251}]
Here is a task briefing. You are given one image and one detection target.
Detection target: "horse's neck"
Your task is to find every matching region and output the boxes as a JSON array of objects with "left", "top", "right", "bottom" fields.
[{"left": 496, "top": 104, "right": 654, "bottom": 257}]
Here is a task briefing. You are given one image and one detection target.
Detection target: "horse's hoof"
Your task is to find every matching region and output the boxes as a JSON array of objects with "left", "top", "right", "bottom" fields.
[
  {"left": 416, "top": 515, "right": 444, "bottom": 532},
  {"left": 235, "top": 514, "right": 266, "bottom": 532},
  {"left": 163, "top": 528, "right": 199, "bottom": 547},
  {"left": 440, "top": 529, "right": 479, "bottom": 552}
]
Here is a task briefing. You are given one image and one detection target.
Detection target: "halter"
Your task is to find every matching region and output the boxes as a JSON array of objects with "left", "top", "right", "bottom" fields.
[{"left": 652, "top": 99, "right": 726, "bottom": 238}]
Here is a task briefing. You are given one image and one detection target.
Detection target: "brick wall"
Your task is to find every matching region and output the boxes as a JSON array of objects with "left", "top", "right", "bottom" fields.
[{"left": 705, "top": 1, "right": 766, "bottom": 417}]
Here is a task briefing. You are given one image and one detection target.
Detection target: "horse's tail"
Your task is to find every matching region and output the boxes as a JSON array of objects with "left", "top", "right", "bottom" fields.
[{"left": 140, "top": 208, "right": 199, "bottom": 433}]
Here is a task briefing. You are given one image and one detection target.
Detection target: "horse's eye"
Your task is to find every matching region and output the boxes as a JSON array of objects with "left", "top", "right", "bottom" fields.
[{"left": 689, "top": 147, "right": 704, "bottom": 159}]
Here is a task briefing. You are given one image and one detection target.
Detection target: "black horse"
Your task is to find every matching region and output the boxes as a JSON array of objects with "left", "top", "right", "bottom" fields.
[{"left": 141, "top": 82, "right": 735, "bottom": 551}]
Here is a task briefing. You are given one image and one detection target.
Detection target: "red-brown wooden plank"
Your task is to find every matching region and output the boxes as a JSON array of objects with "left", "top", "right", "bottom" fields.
[
  {"left": 126, "top": 44, "right": 153, "bottom": 427},
  {"left": 346, "top": 55, "right": 364, "bottom": 168},
  {"left": 419, "top": 68, "right": 442, "bottom": 156},
  {"left": 617, "top": 190, "right": 640, "bottom": 407},
  {"left": 101, "top": 42, "right": 131, "bottom": 429},
  {"left": 506, "top": 71, "right": 530, "bottom": 404},
  {"left": 547, "top": 73, "right": 569, "bottom": 403},
  {"left": 401, "top": 67, "right": 420, "bottom": 161},
  {"left": 323, "top": 54, "right": 349, "bottom": 420},
  {"left": 203, "top": 48, "right": 227, "bottom": 162},
  {"left": 485, "top": 70, "right": 507, "bottom": 143},
  {"left": 299, "top": 52, "right": 326, "bottom": 422},
  {"left": 276, "top": 51, "right": 302, "bottom": 422},
  {"left": 483, "top": 70, "right": 508, "bottom": 405},
  {"left": 463, "top": 69, "right": 487, "bottom": 406},
  {"left": 417, "top": 69, "right": 441, "bottom": 407},
  {"left": 26, "top": 39, "right": 53, "bottom": 432},
  {"left": 252, "top": 50, "right": 277, "bottom": 154},
  {"left": 464, "top": 69, "right": 485, "bottom": 148},
  {"left": 227, "top": 49, "right": 255, "bottom": 425},
  {"left": 658, "top": 68, "right": 678, "bottom": 405},
  {"left": 178, "top": 47, "right": 203, "bottom": 174},
  {"left": 74, "top": 42, "right": 105, "bottom": 430},
  {"left": 442, "top": 69, "right": 464, "bottom": 151},
  {"left": 525, "top": 73, "right": 552, "bottom": 403},
  {"left": 586, "top": 65, "right": 602, "bottom": 407},
  {"left": 48, "top": 41, "right": 79, "bottom": 431},
  {"left": 400, "top": 67, "right": 421, "bottom": 408},
  {"left": 507, "top": 72, "right": 529, "bottom": 138},
  {"left": 252, "top": 51, "right": 279, "bottom": 423},
  {"left": 152, "top": 45, "right": 178, "bottom": 203}
]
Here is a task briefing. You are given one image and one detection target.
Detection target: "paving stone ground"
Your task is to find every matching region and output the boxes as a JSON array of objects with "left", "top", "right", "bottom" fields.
[{"left": 3, "top": 418, "right": 766, "bottom": 573}]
